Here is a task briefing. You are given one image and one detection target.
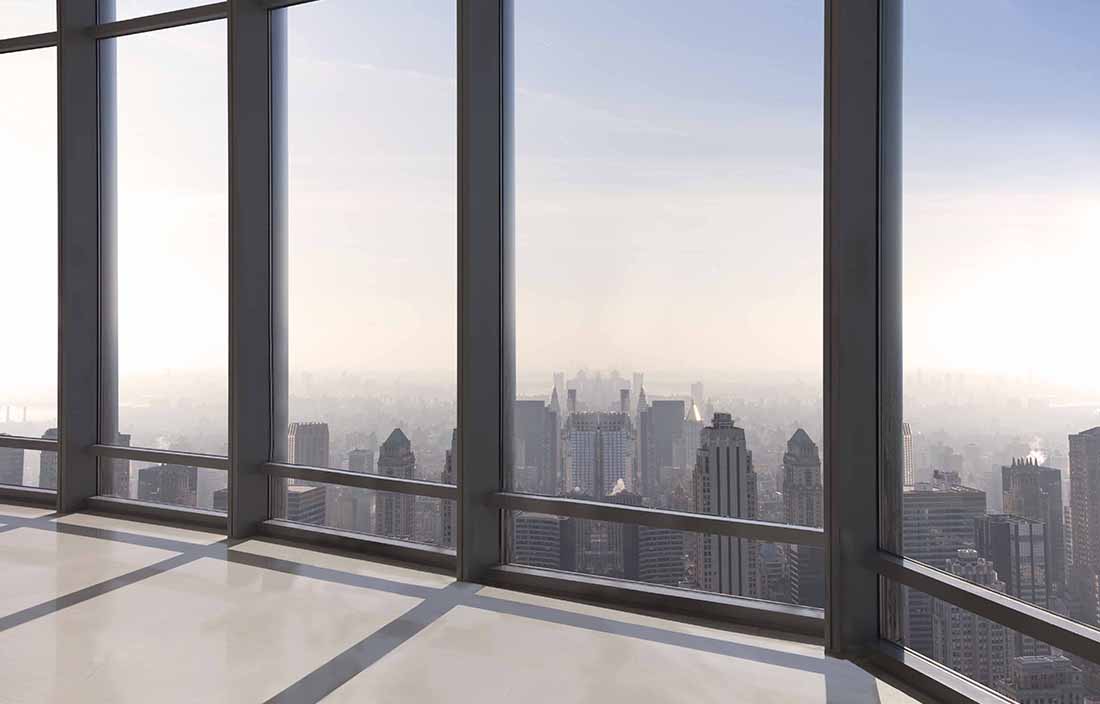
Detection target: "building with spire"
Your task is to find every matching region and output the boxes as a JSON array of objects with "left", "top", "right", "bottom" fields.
[
  {"left": 784, "top": 429, "right": 824, "bottom": 607},
  {"left": 693, "top": 413, "right": 757, "bottom": 597}
]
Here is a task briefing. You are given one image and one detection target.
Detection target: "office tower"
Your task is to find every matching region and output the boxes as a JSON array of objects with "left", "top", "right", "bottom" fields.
[
  {"left": 329, "top": 487, "right": 372, "bottom": 534},
  {"left": 932, "top": 549, "right": 1013, "bottom": 687},
  {"left": 0, "top": 438, "right": 24, "bottom": 486},
  {"left": 902, "top": 422, "right": 915, "bottom": 486},
  {"left": 212, "top": 487, "right": 228, "bottom": 513},
  {"left": 693, "top": 413, "right": 757, "bottom": 597},
  {"left": 619, "top": 389, "right": 630, "bottom": 414},
  {"left": 37, "top": 427, "right": 58, "bottom": 490},
  {"left": 637, "top": 525, "right": 686, "bottom": 586},
  {"left": 348, "top": 447, "right": 374, "bottom": 473},
  {"left": 903, "top": 474, "right": 987, "bottom": 656},
  {"left": 756, "top": 543, "right": 791, "bottom": 604},
  {"left": 288, "top": 421, "right": 329, "bottom": 467},
  {"left": 997, "top": 655, "right": 1085, "bottom": 703},
  {"left": 784, "top": 429, "right": 824, "bottom": 607},
  {"left": 440, "top": 429, "right": 457, "bottom": 548},
  {"left": 375, "top": 428, "right": 417, "bottom": 541},
  {"left": 690, "top": 381, "right": 704, "bottom": 412},
  {"left": 102, "top": 432, "right": 132, "bottom": 498},
  {"left": 561, "top": 412, "right": 634, "bottom": 497},
  {"left": 637, "top": 399, "right": 685, "bottom": 498},
  {"left": 554, "top": 371, "right": 566, "bottom": 397},
  {"left": 513, "top": 398, "right": 560, "bottom": 495},
  {"left": 1069, "top": 427, "right": 1100, "bottom": 626},
  {"left": 681, "top": 401, "right": 704, "bottom": 473},
  {"left": 632, "top": 372, "right": 644, "bottom": 399},
  {"left": 566, "top": 389, "right": 577, "bottom": 415},
  {"left": 137, "top": 463, "right": 198, "bottom": 507},
  {"left": 512, "top": 512, "right": 575, "bottom": 572},
  {"left": 285, "top": 484, "right": 327, "bottom": 525},
  {"left": 975, "top": 514, "right": 1049, "bottom": 655},
  {"left": 1003, "top": 457, "right": 1066, "bottom": 597}
]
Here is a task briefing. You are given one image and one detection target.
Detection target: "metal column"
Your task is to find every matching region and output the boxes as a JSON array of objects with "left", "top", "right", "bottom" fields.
[
  {"left": 456, "top": 0, "right": 513, "bottom": 582},
  {"left": 57, "top": 0, "right": 104, "bottom": 513},
  {"left": 227, "top": 0, "right": 286, "bottom": 537},
  {"left": 824, "top": 0, "right": 903, "bottom": 658}
]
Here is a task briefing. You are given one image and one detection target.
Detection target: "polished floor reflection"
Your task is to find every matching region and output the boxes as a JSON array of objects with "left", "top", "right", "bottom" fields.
[{"left": 0, "top": 503, "right": 917, "bottom": 703}]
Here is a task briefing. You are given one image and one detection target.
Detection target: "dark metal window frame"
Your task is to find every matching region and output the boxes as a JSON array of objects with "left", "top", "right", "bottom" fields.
[{"left": 0, "top": 1, "right": 1092, "bottom": 701}]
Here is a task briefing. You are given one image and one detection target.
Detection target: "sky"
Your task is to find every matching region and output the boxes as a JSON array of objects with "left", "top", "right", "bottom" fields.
[{"left": 2, "top": 0, "right": 1099, "bottom": 413}]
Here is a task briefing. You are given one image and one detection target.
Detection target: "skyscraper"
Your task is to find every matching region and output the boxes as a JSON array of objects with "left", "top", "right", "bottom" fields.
[
  {"left": 637, "top": 398, "right": 685, "bottom": 498},
  {"left": 348, "top": 447, "right": 374, "bottom": 473},
  {"left": 903, "top": 474, "right": 987, "bottom": 656},
  {"left": 137, "top": 463, "right": 198, "bottom": 507},
  {"left": 38, "top": 427, "right": 58, "bottom": 490},
  {"left": 0, "top": 438, "right": 24, "bottom": 486},
  {"left": 513, "top": 397, "right": 560, "bottom": 495},
  {"left": 975, "top": 513, "right": 1049, "bottom": 655},
  {"left": 1069, "top": 427, "right": 1100, "bottom": 626},
  {"left": 902, "top": 422, "right": 915, "bottom": 486},
  {"left": 288, "top": 421, "right": 329, "bottom": 467},
  {"left": 784, "top": 429, "right": 824, "bottom": 607},
  {"left": 932, "top": 549, "right": 1013, "bottom": 687},
  {"left": 997, "top": 655, "right": 1085, "bottom": 704},
  {"left": 693, "top": 413, "right": 757, "bottom": 597},
  {"left": 1003, "top": 457, "right": 1066, "bottom": 599},
  {"left": 285, "top": 484, "right": 327, "bottom": 525},
  {"left": 375, "top": 428, "right": 417, "bottom": 541},
  {"left": 440, "top": 429, "right": 457, "bottom": 548},
  {"left": 561, "top": 412, "right": 634, "bottom": 496},
  {"left": 690, "top": 381, "right": 704, "bottom": 412}
]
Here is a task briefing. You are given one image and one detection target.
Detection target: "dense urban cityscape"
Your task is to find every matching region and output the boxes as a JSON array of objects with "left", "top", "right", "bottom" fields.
[{"left": 3, "top": 366, "right": 1100, "bottom": 702}]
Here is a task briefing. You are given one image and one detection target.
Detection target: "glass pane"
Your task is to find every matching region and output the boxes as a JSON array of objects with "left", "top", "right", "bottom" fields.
[
  {"left": 887, "top": 581, "right": 1087, "bottom": 701},
  {"left": 100, "top": 458, "right": 226, "bottom": 512},
  {"left": 510, "top": 0, "right": 823, "bottom": 599},
  {"left": 511, "top": 511, "right": 820, "bottom": 607},
  {"left": 275, "top": 481, "right": 453, "bottom": 549},
  {"left": 109, "top": 1, "right": 215, "bottom": 21},
  {"left": 0, "top": 446, "right": 58, "bottom": 490},
  {"left": 0, "top": 48, "right": 56, "bottom": 432},
  {"left": 278, "top": 0, "right": 457, "bottom": 513},
  {"left": 901, "top": 0, "right": 1100, "bottom": 662},
  {"left": 106, "top": 21, "right": 228, "bottom": 456},
  {"left": 0, "top": 2, "right": 54, "bottom": 38}
]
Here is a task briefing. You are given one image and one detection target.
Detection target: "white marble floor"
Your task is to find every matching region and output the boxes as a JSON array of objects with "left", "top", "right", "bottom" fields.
[{"left": 0, "top": 502, "right": 919, "bottom": 704}]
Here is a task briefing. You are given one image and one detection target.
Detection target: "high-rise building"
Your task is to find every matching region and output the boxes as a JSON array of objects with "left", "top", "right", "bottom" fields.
[
  {"left": 440, "top": 429, "right": 457, "bottom": 548},
  {"left": 1068, "top": 427, "right": 1100, "bottom": 626},
  {"left": 137, "top": 463, "right": 198, "bottom": 507},
  {"left": 38, "top": 428, "right": 58, "bottom": 490},
  {"left": 104, "top": 432, "right": 132, "bottom": 498},
  {"left": 0, "top": 437, "right": 24, "bottom": 486},
  {"left": 561, "top": 412, "right": 634, "bottom": 496},
  {"left": 975, "top": 513, "right": 1049, "bottom": 655},
  {"left": 997, "top": 655, "right": 1085, "bottom": 704},
  {"left": 783, "top": 429, "right": 824, "bottom": 607},
  {"left": 286, "top": 484, "right": 327, "bottom": 525},
  {"left": 693, "top": 413, "right": 757, "bottom": 597},
  {"left": 606, "top": 487, "right": 686, "bottom": 586},
  {"left": 690, "top": 381, "right": 704, "bottom": 413},
  {"left": 375, "top": 428, "right": 417, "bottom": 541},
  {"left": 513, "top": 397, "right": 560, "bottom": 495},
  {"left": 511, "top": 512, "right": 574, "bottom": 571},
  {"left": 902, "top": 422, "right": 915, "bottom": 486},
  {"left": 903, "top": 474, "right": 987, "bottom": 656},
  {"left": 637, "top": 399, "right": 685, "bottom": 498},
  {"left": 1003, "top": 457, "right": 1066, "bottom": 598},
  {"left": 932, "top": 549, "right": 1013, "bottom": 687},
  {"left": 288, "top": 422, "right": 329, "bottom": 467},
  {"left": 348, "top": 447, "right": 374, "bottom": 473},
  {"left": 680, "top": 401, "right": 704, "bottom": 475},
  {"left": 212, "top": 487, "right": 228, "bottom": 513}
]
